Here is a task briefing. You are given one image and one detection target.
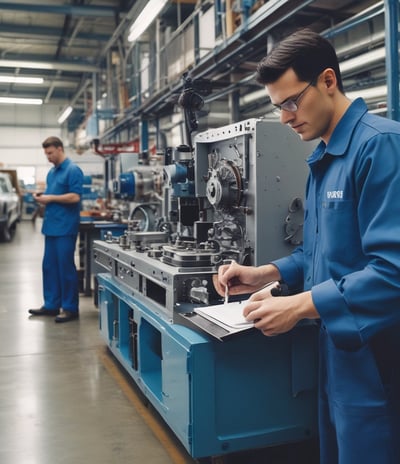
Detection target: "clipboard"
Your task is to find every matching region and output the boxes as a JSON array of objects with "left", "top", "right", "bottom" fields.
[
  {"left": 179, "top": 300, "right": 254, "bottom": 341},
  {"left": 179, "top": 281, "right": 287, "bottom": 341}
]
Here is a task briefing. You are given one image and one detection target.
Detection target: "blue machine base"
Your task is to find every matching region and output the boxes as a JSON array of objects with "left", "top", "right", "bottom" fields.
[{"left": 97, "top": 273, "right": 318, "bottom": 459}]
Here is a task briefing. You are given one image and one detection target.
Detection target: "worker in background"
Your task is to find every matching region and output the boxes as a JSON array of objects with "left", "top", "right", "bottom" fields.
[
  {"left": 215, "top": 29, "right": 400, "bottom": 463},
  {"left": 28, "top": 136, "right": 83, "bottom": 323}
]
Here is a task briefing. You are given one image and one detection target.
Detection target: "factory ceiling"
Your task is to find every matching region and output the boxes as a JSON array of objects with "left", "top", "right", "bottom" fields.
[
  {"left": 0, "top": 0, "right": 197, "bottom": 131},
  {"left": 0, "top": 1, "right": 131, "bottom": 101},
  {"left": 0, "top": 0, "right": 384, "bottom": 135}
]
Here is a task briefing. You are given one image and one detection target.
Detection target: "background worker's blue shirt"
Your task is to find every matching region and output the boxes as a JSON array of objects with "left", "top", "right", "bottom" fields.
[
  {"left": 42, "top": 158, "right": 83, "bottom": 236},
  {"left": 274, "top": 98, "right": 400, "bottom": 350}
]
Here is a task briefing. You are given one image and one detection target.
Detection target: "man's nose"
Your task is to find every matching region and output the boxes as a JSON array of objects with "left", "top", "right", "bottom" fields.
[{"left": 279, "top": 108, "right": 295, "bottom": 125}]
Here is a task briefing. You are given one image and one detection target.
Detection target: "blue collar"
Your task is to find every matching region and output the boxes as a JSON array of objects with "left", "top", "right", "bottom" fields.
[
  {"left": 308, "top": 98, "right": 368, "bottom": 164},
  {"left": 54, "top": 157, "right": 70, "bottom": 170}
]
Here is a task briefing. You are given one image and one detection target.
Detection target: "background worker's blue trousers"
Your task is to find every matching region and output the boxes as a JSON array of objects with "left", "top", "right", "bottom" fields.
[{"left": 42, "top": 235, "right": 79, "bottom": 313}]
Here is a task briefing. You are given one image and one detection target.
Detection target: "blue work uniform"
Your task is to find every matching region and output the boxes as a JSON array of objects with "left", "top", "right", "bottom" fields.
[
  {"left": 42, "top": 158, "right": 83, "bottom": 314},
  {"left": 274, "top": 98, "right": 400, "bottom": 464}
]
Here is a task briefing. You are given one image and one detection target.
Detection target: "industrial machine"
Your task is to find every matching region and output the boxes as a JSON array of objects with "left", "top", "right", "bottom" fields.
[{"left": 94, "top": 117, "right": 319, "bottom": 460}]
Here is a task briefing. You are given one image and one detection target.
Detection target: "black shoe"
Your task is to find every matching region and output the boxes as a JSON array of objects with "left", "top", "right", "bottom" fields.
[
  {"left": 55, "top": 310, "right": 79, "bottom": 323},
  {"left": 29, "top": 307, "right": 59, "bottom": 316}
]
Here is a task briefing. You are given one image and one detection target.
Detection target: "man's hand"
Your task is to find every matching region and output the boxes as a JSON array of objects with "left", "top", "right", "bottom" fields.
[
  {"left": 33, "top": 192, "right": 80, "bottom": 204},
  {"left": 213, "top": 262, "right": 281, "bottom": 297},
  {"left": 243, "top": 289, "right": 319, "bottom": 336},
  {"left": 34, "top": 192, "right": 48, "bottom": 205}
]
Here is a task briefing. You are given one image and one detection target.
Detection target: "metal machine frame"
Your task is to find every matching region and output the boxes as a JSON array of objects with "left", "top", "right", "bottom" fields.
[{"left": 94, "top": 118, "right": 319, "bottom": 460}]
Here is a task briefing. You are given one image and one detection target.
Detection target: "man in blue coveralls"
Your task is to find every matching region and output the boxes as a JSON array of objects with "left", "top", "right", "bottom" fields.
[
  {"left": 215, "top": 29, "right": 400, "bottom": 463},
  {"left": 29, "top": 136, "right": 83, "bottom": 323}
]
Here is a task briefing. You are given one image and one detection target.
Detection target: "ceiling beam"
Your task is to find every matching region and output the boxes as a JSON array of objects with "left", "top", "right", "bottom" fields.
[
  {"left": 0, "top": 23, "right": 110, "bottom": 42},
  {"left": 0, "top": 1, "right": 120, "bottom": 17}
]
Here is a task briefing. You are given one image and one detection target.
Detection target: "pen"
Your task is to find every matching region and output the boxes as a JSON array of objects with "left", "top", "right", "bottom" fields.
[
  {"left": 224, "top": 283, "right": 229, "bottom": 305},
  {"left": 223, "top": 259, "right": 235, "bottom": 305}
]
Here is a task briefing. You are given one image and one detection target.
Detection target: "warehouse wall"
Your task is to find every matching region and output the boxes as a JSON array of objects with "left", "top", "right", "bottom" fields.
[{"left": 0, "top": 103, "right": 104, "bottom": 185}]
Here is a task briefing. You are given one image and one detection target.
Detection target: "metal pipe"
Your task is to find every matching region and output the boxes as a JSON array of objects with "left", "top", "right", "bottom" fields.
[
  {"left": 323, "top": 1, "right": 385, "bottom": 38},
  {"left": 0, "top": 2, "right": 117, "bottom": 17}
]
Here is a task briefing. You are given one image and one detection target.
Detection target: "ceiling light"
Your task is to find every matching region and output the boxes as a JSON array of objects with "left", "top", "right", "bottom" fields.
[
  {"left": 128, "top": 0, "right": 169, "bottom": 43},
  {"left": 0, "top": 97, "right": 43, "bottom": 105},
  {"left": 0, "top": 76, "right": 44, "bottom": 84},
  {"left": 0, "top": 59, "right": 98, "bottom": 73},
  {"left": 58, "top": 105, "right": 73, "bottom": 124}
]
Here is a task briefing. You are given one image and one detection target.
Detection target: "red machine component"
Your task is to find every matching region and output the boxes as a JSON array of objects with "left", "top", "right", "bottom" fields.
[{"left": 91, "top": 139, "right": 140, "bottom": 156}]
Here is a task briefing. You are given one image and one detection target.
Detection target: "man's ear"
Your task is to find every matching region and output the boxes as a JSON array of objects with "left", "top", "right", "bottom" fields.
[{"left": 322, "top": 68, "right": 337, "bottom": 90}]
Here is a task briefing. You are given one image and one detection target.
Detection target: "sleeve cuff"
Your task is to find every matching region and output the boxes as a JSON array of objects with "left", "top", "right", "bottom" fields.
[{"left": 272, "top": 255, "right": 303, "bottom": 289}]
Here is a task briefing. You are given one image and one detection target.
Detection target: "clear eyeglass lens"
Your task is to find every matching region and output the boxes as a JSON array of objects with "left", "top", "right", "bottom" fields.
[
  {"left": 281, "top": 100, "right": 298, "bottom": 112},
  {"left": 273, "top": 79, "right": 315, "bottom": 114},
  {"left": 273, "top": 100, "right": 297, "bottom": 116}
]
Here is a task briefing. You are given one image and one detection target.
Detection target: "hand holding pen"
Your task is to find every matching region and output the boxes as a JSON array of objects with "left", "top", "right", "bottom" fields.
[{"left": 213, "top": 261, "right": 281, "bottom": 298}]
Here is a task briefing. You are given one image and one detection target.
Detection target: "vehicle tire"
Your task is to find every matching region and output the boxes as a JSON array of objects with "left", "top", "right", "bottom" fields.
[{"left": 0, "top": 220, "right": 16, "bottom": 242}]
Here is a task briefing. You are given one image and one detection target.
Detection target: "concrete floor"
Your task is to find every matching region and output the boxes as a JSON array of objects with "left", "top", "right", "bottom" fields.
[
  {"left": 0, "top": 220, "right": 319, "bottom": 464},
  {"left": 0, "top": 220, "right": 193, "bottom": 464}
]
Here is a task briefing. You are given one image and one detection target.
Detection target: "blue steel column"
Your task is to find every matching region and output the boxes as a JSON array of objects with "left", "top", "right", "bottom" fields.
[
  {"left": 92, "top": 71, "right": 99, "bottom": 135},
  {"left": 140, "top": 119, "right": 149, "bottom": 153},
  {"left": 384, "top": 0, "right": 400, "bottom": 121}
]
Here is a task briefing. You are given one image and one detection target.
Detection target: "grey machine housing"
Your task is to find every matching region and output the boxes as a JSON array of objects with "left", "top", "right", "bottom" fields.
[{"left": 194, "top": 117, "right": 316, "bottom": 267}]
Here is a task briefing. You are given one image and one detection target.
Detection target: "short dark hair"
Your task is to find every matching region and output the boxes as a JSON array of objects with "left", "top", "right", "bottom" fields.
[
  {"left": 256, "top": 29, "right": 344, "bottom": 93},
  {"left": 42, "top": 136, "right": 64, "bottom": 150}
]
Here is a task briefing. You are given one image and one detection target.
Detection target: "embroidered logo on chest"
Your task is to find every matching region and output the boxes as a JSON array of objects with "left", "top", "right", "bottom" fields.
[{"left": 326, "top": 190, "right": 343, "bottom": 199}]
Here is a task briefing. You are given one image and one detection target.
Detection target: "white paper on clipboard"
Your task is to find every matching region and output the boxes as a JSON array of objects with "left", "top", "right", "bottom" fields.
[{"left": 194, "top": 300, "right": 254, "bottom": 331}]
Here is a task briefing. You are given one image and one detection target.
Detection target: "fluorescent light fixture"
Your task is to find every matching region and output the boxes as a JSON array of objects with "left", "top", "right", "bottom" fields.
[
  {"left": 57, "top": 105, "right": 73, "bottom": 124},
  {"left": 0, "top": 96, "right": 43, "bottom": 105},
  {"left": 128, "top": 0, "right": 169, "bottom": 43},
  {"left": 0, "top": 59, "right": 99, "bottom": 73},
  {"left": 0, "top": 76, "right": 44, "bottom": 84}
]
